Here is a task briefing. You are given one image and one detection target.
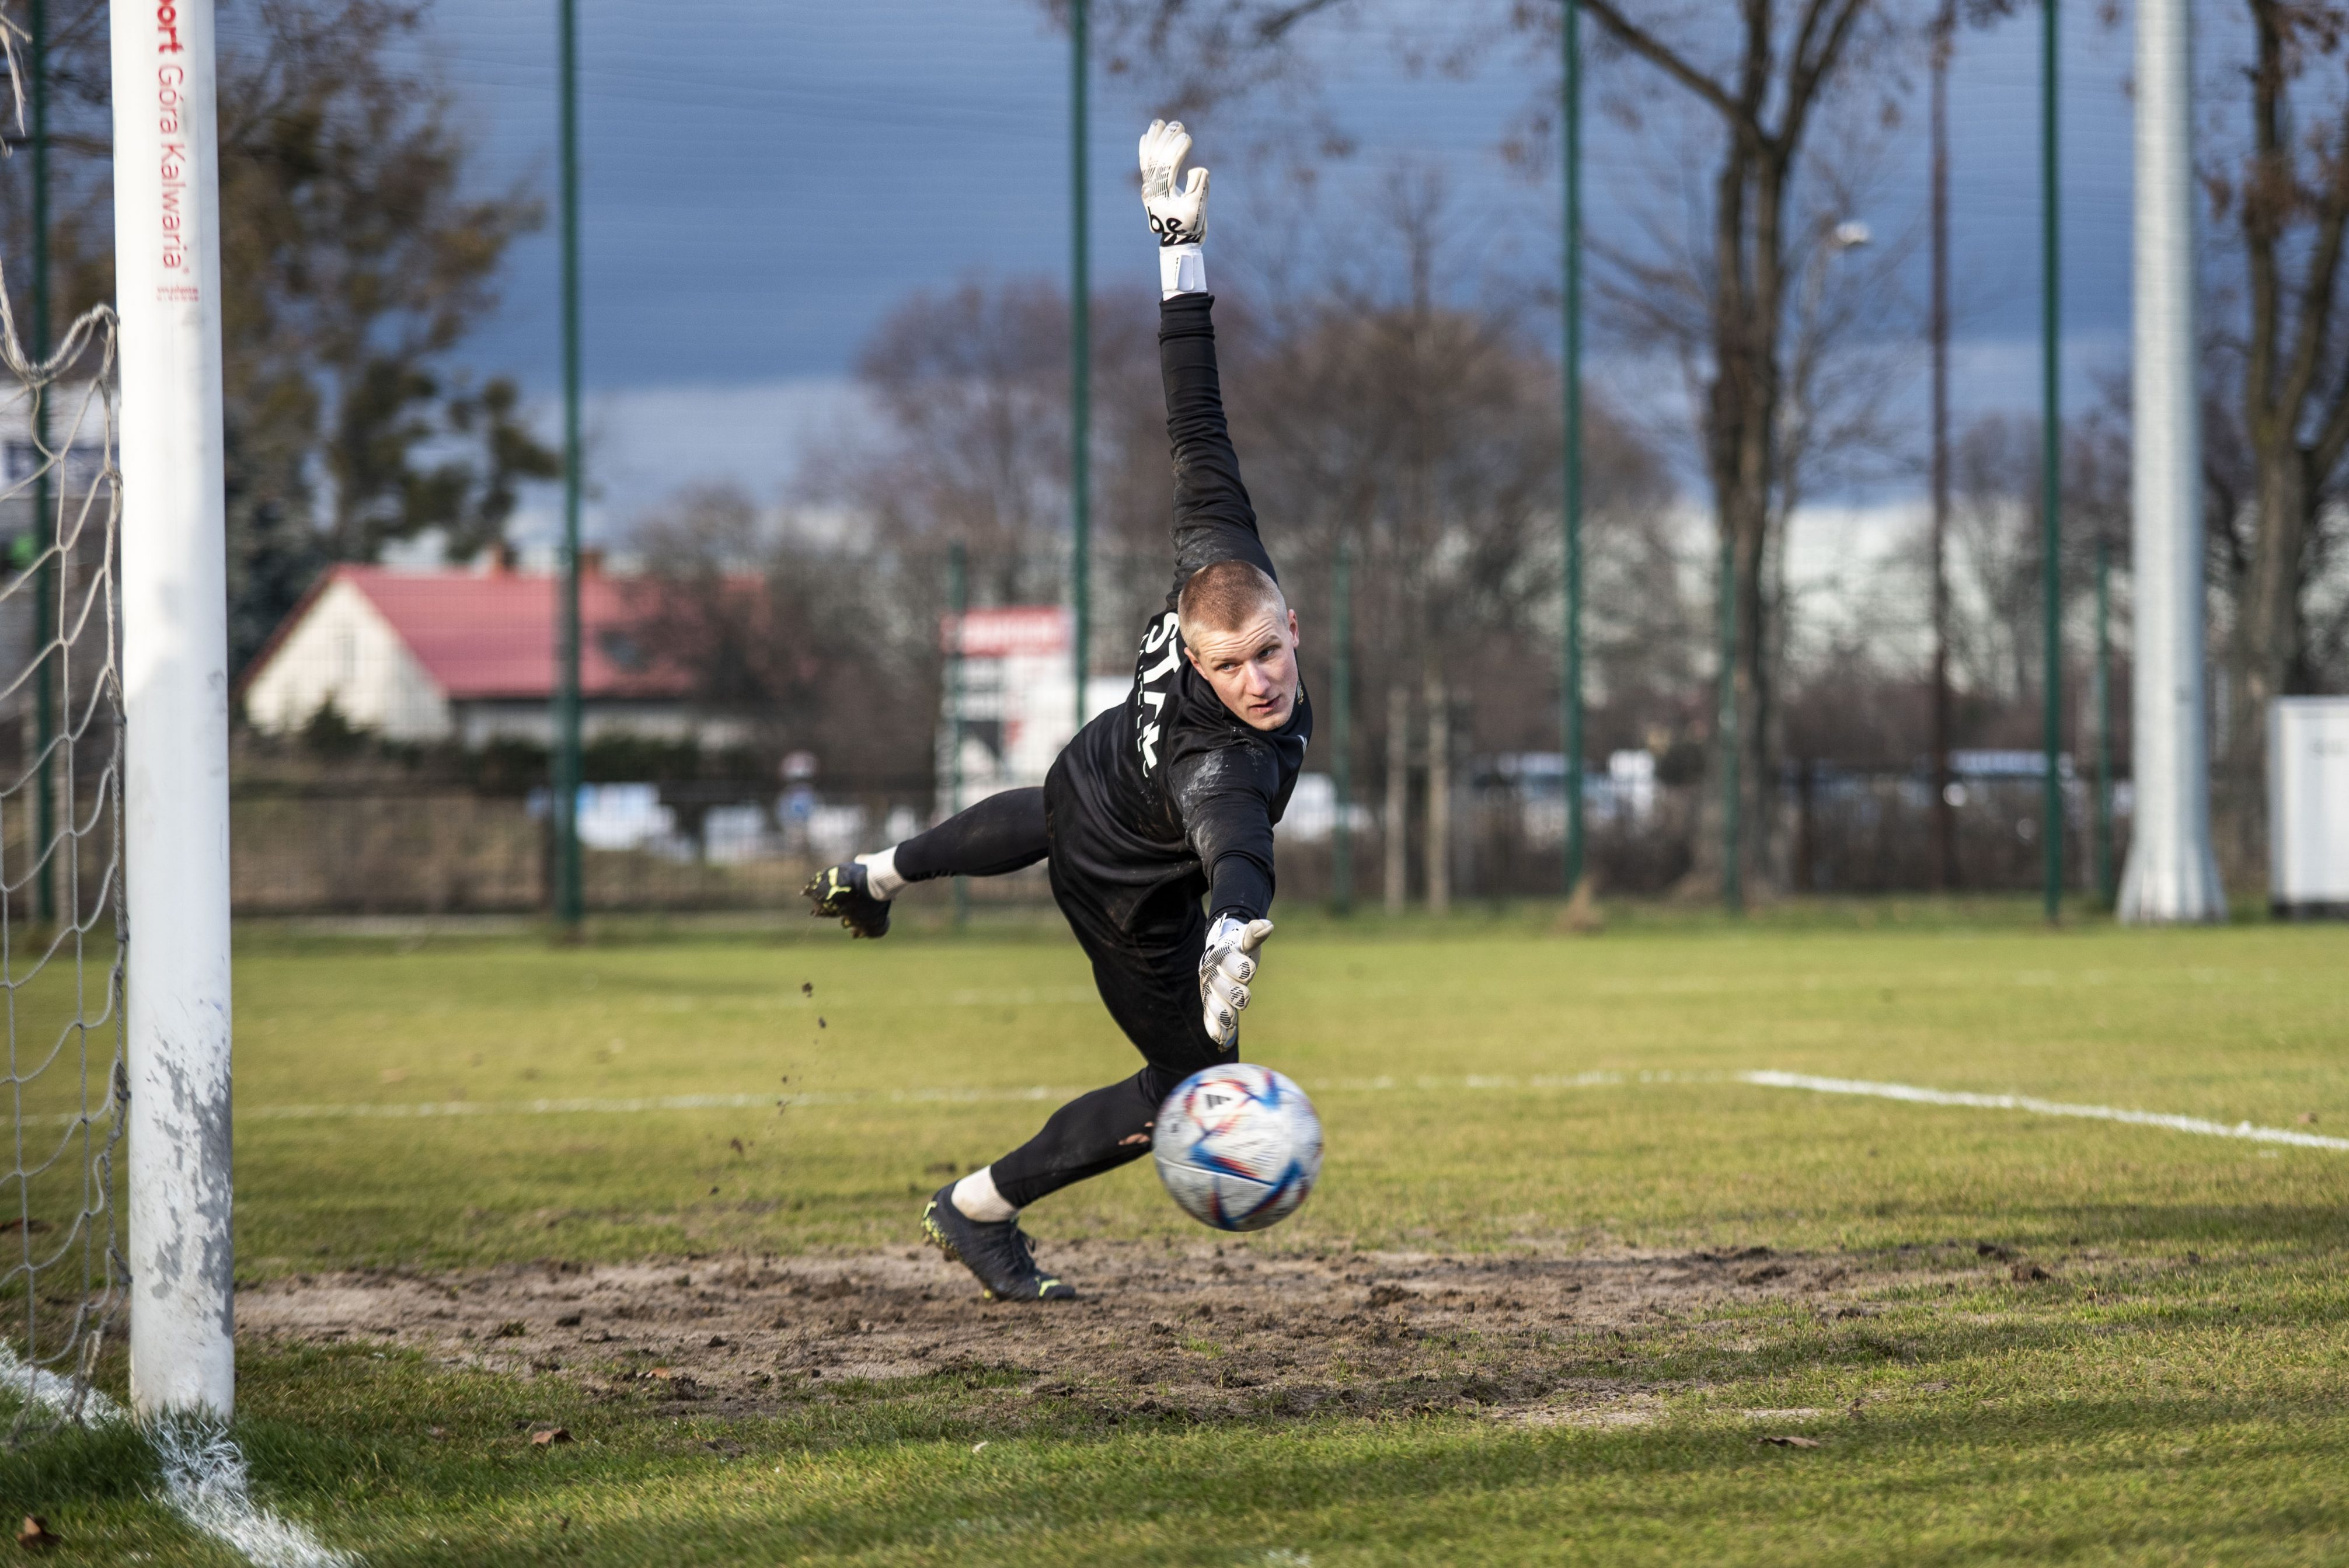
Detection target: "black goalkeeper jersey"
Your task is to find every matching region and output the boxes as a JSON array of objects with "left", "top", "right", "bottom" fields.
[{"left": 1047, "top": 292, "right": 1311, "bottom": 930}]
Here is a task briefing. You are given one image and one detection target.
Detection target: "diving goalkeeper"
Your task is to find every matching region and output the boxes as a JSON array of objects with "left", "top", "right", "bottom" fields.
[{"left": 804, "top": 121, "right": 1307, "bottom": 1303}]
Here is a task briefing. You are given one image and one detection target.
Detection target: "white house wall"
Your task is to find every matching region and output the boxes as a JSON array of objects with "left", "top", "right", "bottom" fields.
[{"left": 243, "top": 579, "right": 452, "bottom": 741}]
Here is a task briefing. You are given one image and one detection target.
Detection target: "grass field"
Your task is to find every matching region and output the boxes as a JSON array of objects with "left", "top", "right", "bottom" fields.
[{"left": 7, "top": 902, "right": 2349, "bottom": 1564}]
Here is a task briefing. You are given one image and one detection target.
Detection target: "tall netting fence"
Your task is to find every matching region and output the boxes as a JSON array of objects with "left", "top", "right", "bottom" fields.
[
  {"left": 212, "top": 768, "right": 2115, "bottom": 915},
  {"left": 0, "top": 255, "right": 125, "bottom": 1438}
]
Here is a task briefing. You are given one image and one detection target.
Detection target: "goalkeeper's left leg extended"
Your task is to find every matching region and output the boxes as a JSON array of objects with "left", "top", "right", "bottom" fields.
[{"left": 803, "top": 786, "right": 1049, "bottom": 937}]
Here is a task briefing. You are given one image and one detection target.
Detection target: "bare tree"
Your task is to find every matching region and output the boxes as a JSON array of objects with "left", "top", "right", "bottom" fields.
[
  {"left": 2204, "top": 0, "right": 2349, "bottom": 863},
  {"left": 0, "top": 0, "right": 555, "bottom": 673},
  {"left": 1558, "top": 2, "right": 1930, "bottom": 897},
  {"left": 1064, "top": 0, "right": 1375, "bottom": 133},
  {"left": 1199, "top": 182, "right": 1668, "bottom": 900},
  {"left": 1887, "top": 405, "right": 2131, "bottom": 759},
  {"left": 834, "top": 280, "right": 1125, "bottom": 610},
  {"left": 625, "top": 485, "right": 933, "bottom": 789},
  {"left": 1946, "top": 414, "right": 2053, "bottom": 713}
]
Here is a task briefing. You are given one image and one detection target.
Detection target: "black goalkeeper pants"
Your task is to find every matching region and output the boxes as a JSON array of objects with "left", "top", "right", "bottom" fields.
[{"left": 888, "top": 785, "right": 1233, "bottom": 1210}]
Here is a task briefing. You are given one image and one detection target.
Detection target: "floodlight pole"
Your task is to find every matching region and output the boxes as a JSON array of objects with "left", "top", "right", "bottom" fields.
[
  {"left": 554, "top": 0, "right": 584, "bottom": 932},
  {"left": 1560, "top": 0, "right": 1585, "bottom": 898},
  {"left": 30, "top": 0, "right": 55, "bottom": 928},
  {"left": 114, "top": 0, "right": 236, "bottom": 1419},
  {"left": 2117, "top": 0, "right": 2225, "bottom": 922},
  {"left": 1332, "top": 541, "right": 1354, "bottom": 914},
  {"left": 2039, "top": 0, "right": 2064, "bottom": 923},
  {"left": 1069, "top": 0, "right": 1091, "bottom": 734}
]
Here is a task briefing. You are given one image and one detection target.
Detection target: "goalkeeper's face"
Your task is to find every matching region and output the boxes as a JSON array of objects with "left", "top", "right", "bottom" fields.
[{"left": 1184, "top": 598, "right": 1302, "bottom": 733}]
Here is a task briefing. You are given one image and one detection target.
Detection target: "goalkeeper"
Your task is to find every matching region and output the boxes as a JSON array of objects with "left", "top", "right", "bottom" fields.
[{"left": 804, "top": 121, "right": 1307, "bottom": 1303}]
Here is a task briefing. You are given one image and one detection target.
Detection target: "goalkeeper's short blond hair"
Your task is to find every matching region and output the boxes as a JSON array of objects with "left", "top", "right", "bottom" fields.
[{"left": 1177, "top": 559, "right": 1285, "bottom": 644}]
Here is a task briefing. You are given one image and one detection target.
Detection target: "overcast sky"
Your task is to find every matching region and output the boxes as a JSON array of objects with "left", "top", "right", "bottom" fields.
[{"left": 407, "top": 1, "right": 2150, "bottom": 541}]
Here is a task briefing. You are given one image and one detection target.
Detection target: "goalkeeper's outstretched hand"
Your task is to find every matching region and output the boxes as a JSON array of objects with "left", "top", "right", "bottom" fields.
[
  {"left": 1199, "top": 914, "right": 1273, "bottom": 1048},
  {"left": 1139, "top": 119, "right": 1208, "bottom": 247}
]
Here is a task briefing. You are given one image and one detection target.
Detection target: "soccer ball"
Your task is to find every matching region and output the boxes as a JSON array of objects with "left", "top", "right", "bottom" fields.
[{"left": 1152, "top": 1064, "right": 1322, "bottom": 1232}]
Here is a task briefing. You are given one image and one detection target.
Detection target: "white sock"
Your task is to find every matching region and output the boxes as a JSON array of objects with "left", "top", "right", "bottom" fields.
[
  {"left": 950, "top": 1165, "right": 1017, "bottom": 1223},
  {"left": 856, "top": 846, "right": 905, "bottom": 900}
]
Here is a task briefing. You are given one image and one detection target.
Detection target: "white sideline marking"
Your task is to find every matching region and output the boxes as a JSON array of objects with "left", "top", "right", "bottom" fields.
[
  {"left": 1740, "top": 1071, "right": 2349, "bottom": 1152},
  {"left": 0, "top": 1346, "right": 356, "bottom": 1567},
  {"left": 165, "top": 1067, "right": 2349, "bottom": 1160}
]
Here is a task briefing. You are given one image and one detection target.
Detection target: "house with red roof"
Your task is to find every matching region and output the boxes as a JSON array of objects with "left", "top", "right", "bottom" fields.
[{"left": 239, "top": 563, "right": 742, "bottom": 748}]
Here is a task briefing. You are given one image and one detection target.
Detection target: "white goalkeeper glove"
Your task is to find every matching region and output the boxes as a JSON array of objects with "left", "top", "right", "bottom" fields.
[
  {"left": 1139, "top": 118, "right": 1209, "bottom": 298},
  {"left": 1198, "top": 914, "right": 1274, "bottom": 1048}
]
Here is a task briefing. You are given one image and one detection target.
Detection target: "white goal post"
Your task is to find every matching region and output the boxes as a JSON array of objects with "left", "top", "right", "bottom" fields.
[{"left": 111, "top": 0, "right": 234, "bottom": 1417}]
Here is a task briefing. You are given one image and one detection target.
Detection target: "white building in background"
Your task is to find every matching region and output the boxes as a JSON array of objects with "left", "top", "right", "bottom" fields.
[
  {"left": 937, "top": 607, "right": 1124, "bottom": 812},
  {"left": 238, "top": 562, "right": 746, "bottom": 749}
]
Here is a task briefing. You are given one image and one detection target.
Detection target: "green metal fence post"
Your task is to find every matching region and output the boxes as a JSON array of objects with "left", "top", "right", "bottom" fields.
[
  {"left": 555, "top": 0, "right": 585, "bottom": 932},
  {"left": 1069, "top": 0, "right": 1091, "bottom": 734},
  {"left": 1561, "top": 0, "right": 1585, "bottom": 898},
  {"left": 2040, "top": 0, "right": 2064, "bottom": 922}
]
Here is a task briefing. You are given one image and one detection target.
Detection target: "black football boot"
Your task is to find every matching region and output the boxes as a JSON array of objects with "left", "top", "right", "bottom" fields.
[
  {"left": 921, "top": 1184, "right": 1077, "bottom": 1302},
  {"left": 803, "top": 860, "right": 891, "bottom": 939}
]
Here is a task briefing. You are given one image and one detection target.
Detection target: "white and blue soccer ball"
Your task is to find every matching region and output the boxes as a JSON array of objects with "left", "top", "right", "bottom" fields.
[{"left": 1152, "top": 1063, "right": 1322, "bottom": 1232}]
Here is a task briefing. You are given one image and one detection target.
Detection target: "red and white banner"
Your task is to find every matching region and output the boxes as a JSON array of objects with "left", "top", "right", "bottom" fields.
[{"left": 940, "top": 605, "right": 1071, "bottom": 658}]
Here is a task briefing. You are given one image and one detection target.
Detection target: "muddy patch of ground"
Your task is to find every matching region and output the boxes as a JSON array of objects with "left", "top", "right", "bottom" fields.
[{"left": 239, "top": 1241, "right": 1961, "bottom": 1424}]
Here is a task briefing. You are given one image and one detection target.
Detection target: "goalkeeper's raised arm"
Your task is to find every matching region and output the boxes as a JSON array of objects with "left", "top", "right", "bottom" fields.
[
  {"left": 1132, "top": 121, "right": 1308, "bottom": 1048},
  {"left": 1142, "top": 120, "right": 1278, "bottom": 600}
]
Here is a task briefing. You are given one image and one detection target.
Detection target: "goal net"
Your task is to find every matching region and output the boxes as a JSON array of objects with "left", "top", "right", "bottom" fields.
[{"left": 0, "top": 253, "right": 125, "bottom": 1433}]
